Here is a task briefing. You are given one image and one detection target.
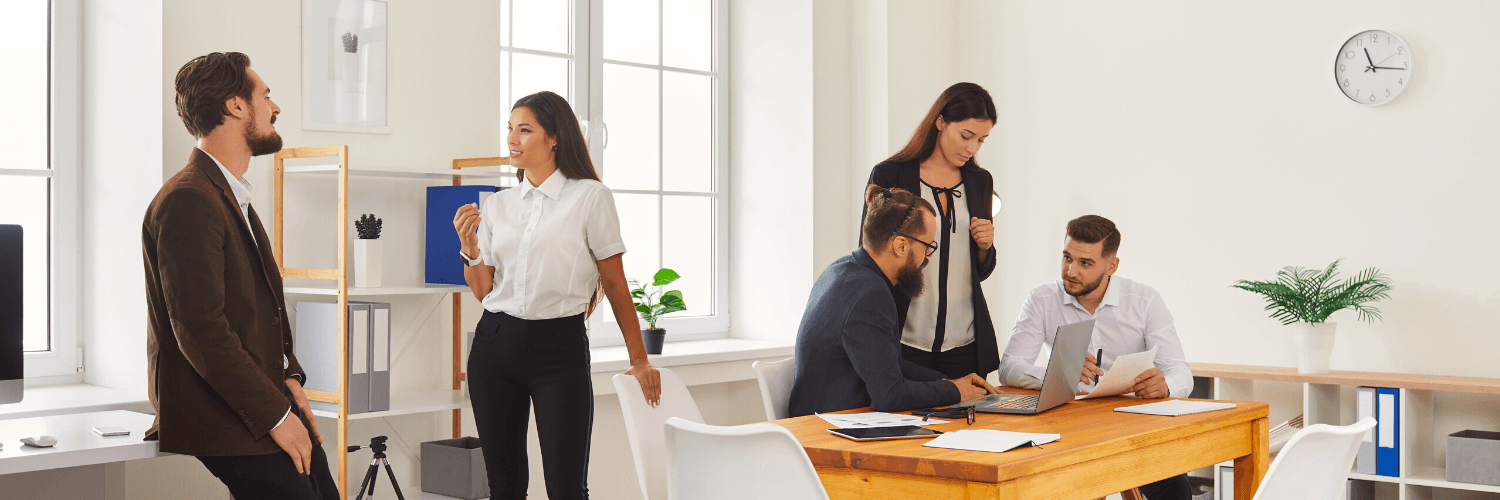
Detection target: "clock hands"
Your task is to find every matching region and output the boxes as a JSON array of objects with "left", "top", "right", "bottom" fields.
[
  {"left": 1372, "top": 66, "right": 1406, "bottom": 71},
  {"left": 1364, "top": 48, "right": 1377, "bottom": 73}
]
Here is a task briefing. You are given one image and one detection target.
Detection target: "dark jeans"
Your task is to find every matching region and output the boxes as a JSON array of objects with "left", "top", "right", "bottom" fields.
[
  {"left": 195, "top": 392, "right": 339, "bottom": 500},
  {"left": 1138, "top": 473, "right": 1191, "bottom": 500},
  {"left": 468, "top": 310, "right": 593, "bottom": 500},
  {"left": 901, "top": 340, "right": 983, "bottom": 380}
]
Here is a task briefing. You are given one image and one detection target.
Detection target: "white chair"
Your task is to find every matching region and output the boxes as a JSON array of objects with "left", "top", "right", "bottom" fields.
[
  {"left": 1251, "top": 416, "right": 1378, "bottom": 500},
  {"left": 751, "top": 357, "right": 796, "bottom": 421},
  {"left": 614, "top": 368, "right": 704, "bottom": 500},
  {"left": 663, "top": 417, "right": 830, "bottom": 500}
]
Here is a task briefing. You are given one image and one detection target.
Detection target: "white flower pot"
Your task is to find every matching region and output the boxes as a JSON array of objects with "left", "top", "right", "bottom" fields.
[
  {"left": 354, "top": 239, "right": 382, "bottom": 288},
  {"left": 1291, "top": 322, "right": 1337, "bottom": 374}
]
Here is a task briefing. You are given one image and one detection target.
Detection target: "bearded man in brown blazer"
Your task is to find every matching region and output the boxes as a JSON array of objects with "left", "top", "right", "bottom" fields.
[{"left": 143, "top": 52, "right": 337, "bottom": 500}]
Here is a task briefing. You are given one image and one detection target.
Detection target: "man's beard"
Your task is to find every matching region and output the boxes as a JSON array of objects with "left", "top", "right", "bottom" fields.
[
  {"left": 245, "top": 112, "right": 283, "bottom": 156},
  {"left": 1065, "top": 272, "right": 1108, "bottom": 298},
  {"left": 893, "top": 255, "right": 927, "bottom": 299}
]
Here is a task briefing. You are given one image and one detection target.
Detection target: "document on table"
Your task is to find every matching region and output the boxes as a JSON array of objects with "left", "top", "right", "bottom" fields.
[
  {"left": 1115, "top": 400, "right": 1237, "bottom": 416},
  {"left": 817, "top": 412, "right": 948, "bottom": 428},
  {"left": 1077, "top": 346, "right": 1158, "bottom": 400},
  {"left": 924, "top": 429, "right": 1060, "bottom": 454}
]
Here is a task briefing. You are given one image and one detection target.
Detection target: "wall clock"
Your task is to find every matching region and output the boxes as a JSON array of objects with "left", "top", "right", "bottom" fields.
[{"left": 1335, "top": 30, "right": 1413, "bottom": 106}]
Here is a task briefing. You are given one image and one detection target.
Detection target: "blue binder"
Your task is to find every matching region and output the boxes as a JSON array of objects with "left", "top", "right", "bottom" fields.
[
  {"left": 426, "top": 185, "right": 498, "bottom": 285},
  {"left": 1375, "top": 387, "right": 1400, "bottom": 477}
]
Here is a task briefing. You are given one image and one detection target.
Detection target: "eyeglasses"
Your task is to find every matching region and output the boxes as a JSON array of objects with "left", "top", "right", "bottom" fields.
[
  {"left": 892, "top": 232, "right": 938, "bottom": 257},
  {"left": 912, "top": 405, "right": 975, "bottom": 425}
]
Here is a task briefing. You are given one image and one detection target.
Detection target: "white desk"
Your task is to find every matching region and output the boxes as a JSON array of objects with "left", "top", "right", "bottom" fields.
[{"left": 0, "top": 410, "right": 167, "bottom": 475}]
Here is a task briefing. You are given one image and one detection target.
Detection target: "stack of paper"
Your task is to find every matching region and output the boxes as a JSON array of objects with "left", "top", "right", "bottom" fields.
[
  {"left": 924, "top": 430, "right": 1060, "bottom": 454},
  {"left": 1077, "top": 347, "right": 1158, "bottom": 399},
  {"left": 1269, "top": 414, "right": 1305, "bottom": 454},
  {"left": 1115, "top": 400, "right": 1236, "bottom": 416},
  {"left": 817, "top": 412, "right": 947, "bottom": 428}
]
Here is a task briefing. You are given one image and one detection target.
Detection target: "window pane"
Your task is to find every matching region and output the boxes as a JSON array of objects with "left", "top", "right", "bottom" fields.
[
  {"left": 0, "top": 176, "right": 49, "bottom": 352},
  {"left": 602, "top": 64, "right": 659, "bottom": 190},
  {"left": 499, "top": 51, "right": 511, "bottom": 112},
  {"left": 511, "top": 0, "right": 568, "bottom": 53},
  {"left": 604, "top": 0, "right": 659, "bottom": 65},
  {"left": 662, "top": 196, "right": 711, "bottom": 317},
  {"left": 499, "top": 0, "right": 510, "bottom": 46},
  {"left": 0, "top": 1, "right": 49, "bottom": 170},
  {"left": 662, "top": 0, "right": 711, "bottom": 71},
  {"left": 508, "top": 52, "right": 571, "bottom": 109},
  {"left": 662, "top": 72, "right": 712, "bottom": 193},
  {"left": 599, "top": 193, "right": 660, "bottom": 325}
]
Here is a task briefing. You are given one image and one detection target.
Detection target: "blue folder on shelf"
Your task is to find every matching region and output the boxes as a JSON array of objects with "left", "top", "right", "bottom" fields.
[
  {"left": 1375, "top": 387, "right": 1400, "bottom": 477},
  {"left": 426, "top": 185, "right": 498, "bottom": 285}
]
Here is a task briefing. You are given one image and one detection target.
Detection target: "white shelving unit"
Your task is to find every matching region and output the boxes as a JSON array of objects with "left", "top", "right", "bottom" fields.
[{"left": 1196, "top": 363, "right": 1500, "bottom": 500}]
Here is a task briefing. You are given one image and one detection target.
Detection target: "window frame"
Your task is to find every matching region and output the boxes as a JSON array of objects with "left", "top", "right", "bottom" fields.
[
  {"left": 501, "top": 0, "right": 729, "bottom": 346},
  {"left": 19, "top": 0, "right": 82, "bottom": 379}
]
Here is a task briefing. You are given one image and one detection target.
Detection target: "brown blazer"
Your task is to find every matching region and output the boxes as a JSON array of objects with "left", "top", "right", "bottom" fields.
[{"left": 142, "top": 149, "right": 306, "bottom": 456}]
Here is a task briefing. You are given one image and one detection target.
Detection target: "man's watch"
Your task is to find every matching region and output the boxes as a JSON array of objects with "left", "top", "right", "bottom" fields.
[{"left": 460, "top": 250, "right": 483, "bottom": 267}]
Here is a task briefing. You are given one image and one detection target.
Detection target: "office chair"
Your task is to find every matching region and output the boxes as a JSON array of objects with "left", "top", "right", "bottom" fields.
[
  {"left": 751, "top": 357, "right": 795, "bottom": 421},
  {"left": 663, "top": 417, "right": 830, "bottom": 500},
  {"left": 1250, "top": 416, "right": 1377, "bottom": 500},
  {"left": 613, "top": 368, "right": 704, "bottom": 500}
]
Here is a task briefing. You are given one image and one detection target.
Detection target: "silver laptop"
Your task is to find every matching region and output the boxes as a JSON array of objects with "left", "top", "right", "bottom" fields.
[{"left": 957, "top": 319, "right": 1094, "bottom": 415}]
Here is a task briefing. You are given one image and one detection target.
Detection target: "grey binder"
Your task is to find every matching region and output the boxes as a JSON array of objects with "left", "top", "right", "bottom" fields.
[
  {"left": 296, "top": 301, "right": 371, "bottom": 414},
  {"left": 365, "top": 302, "right": 391, "bottom": 412},
  {"left": 1356, "top": 386, "right": 1377, "bottom": 474}
]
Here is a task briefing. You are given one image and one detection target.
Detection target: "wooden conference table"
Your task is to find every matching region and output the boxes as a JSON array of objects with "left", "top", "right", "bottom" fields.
[{"left": 772, "top": 391, "right": 1269, "bottom": 500}]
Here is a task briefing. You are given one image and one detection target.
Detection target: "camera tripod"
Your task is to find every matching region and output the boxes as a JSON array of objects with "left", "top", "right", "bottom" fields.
[{"left": 348, "top": 436, "right": 406, "bottom": 500}]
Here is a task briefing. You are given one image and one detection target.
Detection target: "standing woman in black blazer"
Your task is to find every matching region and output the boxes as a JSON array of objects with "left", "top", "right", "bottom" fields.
[
  {"left": 862, "top": 82, "right": 999, "bottom": 380},
  {"left": 453, "top": 91, "right": 661, "bottom": 500}
]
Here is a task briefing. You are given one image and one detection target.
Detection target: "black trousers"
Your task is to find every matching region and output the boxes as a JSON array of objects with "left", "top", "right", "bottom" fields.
[
  {"left": 196, "top": 392, "right": 339, "bottom": 500},
  {"left": 468, "top": 310, "right": 593, "bottom": 500},
  {"left": 901, "top": 340, "right": 982, "bottom": 380},
  {"left": 1138, "top": 473, "right": 1191, "bottom": 500}
]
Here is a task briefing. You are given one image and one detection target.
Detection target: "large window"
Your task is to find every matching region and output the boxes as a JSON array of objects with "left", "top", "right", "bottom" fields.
[
  {"left": 0, "top": 0, "right": 80, "bottom": 377},
  {"left": 500, "top": 0, "right": 728, "bottom": 342}
]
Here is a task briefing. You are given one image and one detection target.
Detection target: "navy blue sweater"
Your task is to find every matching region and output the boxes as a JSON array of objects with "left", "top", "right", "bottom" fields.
[{"left": 788, "top": 249, "right": 962, "bottom": 417}]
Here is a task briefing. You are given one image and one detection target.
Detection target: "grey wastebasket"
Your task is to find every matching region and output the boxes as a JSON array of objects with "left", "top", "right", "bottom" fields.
[
  {"left": 1447, "top": 430, "right": 1500, "bottom": 487},
  {"left": 421, "top": 437, "right": 489, "bottom": 499}
]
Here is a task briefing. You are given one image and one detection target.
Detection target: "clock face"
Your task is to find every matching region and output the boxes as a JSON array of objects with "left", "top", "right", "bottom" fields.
[{"left": 1335, "top": 30, "right": 1413, "bottom": 106}]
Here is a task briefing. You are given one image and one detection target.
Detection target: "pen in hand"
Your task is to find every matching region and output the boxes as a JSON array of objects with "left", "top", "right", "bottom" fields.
[{"left": 1092, "top": 348, "right": 1103, "bottom": 384}]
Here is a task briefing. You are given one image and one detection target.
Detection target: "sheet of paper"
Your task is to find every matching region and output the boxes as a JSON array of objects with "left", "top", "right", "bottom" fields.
[
  {"left": 1077, "top": 346, "right": 1158, "bottom": 400},
  {"left": 924, "top": 429, "right": 1061, "bottom": 454},
  {"left": 816, "top": 412, "right": 947, "bottom": 428},
  {"left": 1114, "top": 399, "right": 1236, "bottom": 416}
]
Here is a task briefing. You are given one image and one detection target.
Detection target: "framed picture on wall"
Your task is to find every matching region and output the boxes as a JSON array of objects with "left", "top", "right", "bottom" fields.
[{"left": 301, "top": 0, "right": 391, "bottom": 134}]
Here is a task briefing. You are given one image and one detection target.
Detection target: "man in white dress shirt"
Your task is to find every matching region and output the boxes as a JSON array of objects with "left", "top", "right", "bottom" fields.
[{"left": 997, "top": 215, "right": 1194, "bottom": 500}]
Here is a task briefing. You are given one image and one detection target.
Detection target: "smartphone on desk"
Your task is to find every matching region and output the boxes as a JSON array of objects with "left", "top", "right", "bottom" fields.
[{"left": 827, "top": 425, "right": 942, "bottom": 442}]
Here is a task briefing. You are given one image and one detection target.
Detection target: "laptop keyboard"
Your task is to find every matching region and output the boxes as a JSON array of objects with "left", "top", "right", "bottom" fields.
[{"left": 988, "top": 395, "right": 1039, "bottom": 410}]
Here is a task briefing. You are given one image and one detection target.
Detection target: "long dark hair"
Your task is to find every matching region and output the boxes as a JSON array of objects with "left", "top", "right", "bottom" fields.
[
  {"left": 886, "top": 82, "right": 997, "bottom": 168},
  {"left": 510, "top": 91, "right": 607, "bottom": 317},
  {"left": 512, "top": 91, "right": 600, "bottom": 183}
]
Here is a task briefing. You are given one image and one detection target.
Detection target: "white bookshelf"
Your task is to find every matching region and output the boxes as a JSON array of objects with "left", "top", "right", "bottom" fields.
[
  {"left": 310, "top": 390, "right": 471, "bottom": 421},
  {"left": 1196, "top": 363, "right": 1500, "bottom": 500},
  {"left": 284, "top": 164, "right": 509, "bottom": 181},
  {"left": 283, "top": 281, "right": 470, "bottom": 296}
]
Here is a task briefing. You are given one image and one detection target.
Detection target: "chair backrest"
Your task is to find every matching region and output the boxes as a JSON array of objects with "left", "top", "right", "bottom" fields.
[
  {"left": 663, "top": 417, "right": 830, "bottom": 500},
  {"left": 613, "top": 368, "right": 704, "bottom": 500},
  {"left": 1251, "top": 417, "right": 1378, "bottom": 500},
  {"left": 751, "top": 357, "right": 795, "bottom": 421}
]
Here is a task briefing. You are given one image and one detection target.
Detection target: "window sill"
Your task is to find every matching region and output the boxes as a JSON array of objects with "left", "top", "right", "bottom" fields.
[
  {"left": 0, "top": 384, "right": 152, "bottom": 420},
  {"left": 589, "top": 337, "right": 794, "bottom": 395}
]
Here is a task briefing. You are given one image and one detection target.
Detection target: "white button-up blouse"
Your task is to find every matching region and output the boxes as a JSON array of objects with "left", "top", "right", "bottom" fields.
[{"left": 475, "top": 171, "right": 627, "bottom": 320}]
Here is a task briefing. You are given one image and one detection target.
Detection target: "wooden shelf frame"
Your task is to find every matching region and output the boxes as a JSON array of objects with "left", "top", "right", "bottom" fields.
[
  {"left": 1193, "top": 363, "right": 1500, "bottom": 499},
  {"left": 271, "top": 148, "right": 508, "bottom": 499}
]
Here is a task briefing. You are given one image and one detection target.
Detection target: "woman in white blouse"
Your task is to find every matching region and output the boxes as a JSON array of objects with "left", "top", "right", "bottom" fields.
[{"left": 452, "top": 91, "right": 661, "bottom": 500}]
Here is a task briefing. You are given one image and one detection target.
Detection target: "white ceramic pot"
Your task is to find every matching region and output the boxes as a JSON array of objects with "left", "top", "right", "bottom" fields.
[
  {"left": 1291, "top": 322, "right": 1337, "bottom": 374},
  {"left": 354, "top": 239, "right": 382, "bottom": 288}
]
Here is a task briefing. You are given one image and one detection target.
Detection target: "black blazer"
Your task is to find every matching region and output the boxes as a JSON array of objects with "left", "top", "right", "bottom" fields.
[
  {"left": 860, "top": 160, "right": 999, "bottom": 376},
  {"left": 788, "top": 249, "right": 961, "bottom": 417}
]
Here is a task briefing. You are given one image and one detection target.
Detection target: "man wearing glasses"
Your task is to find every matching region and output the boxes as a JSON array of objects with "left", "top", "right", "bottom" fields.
[{"left": 787, "top": 186, "right": 998, "bottom": 418}]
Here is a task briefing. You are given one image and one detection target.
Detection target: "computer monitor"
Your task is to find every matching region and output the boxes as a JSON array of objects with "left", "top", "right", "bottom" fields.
[{"left": 1, "top": 224, "right": 23, "bottom": 404}]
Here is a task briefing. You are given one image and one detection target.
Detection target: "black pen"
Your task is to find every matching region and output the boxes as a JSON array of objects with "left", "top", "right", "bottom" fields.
[{"left": 1093, "top": 348, "right": 1104, "bottom": 384}]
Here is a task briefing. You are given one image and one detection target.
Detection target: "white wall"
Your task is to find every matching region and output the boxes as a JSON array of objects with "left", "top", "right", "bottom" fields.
[{"left": 981, "top": 1, "right": 1500, "bottom": 377}]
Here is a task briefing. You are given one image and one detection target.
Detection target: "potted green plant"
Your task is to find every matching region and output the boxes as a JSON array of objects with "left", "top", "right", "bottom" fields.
[
  {"left": 1230, "top": 259, "right": 1392, "bottom": 374},
  {"left": 631, "top": 268, "right": 686, "bottom": 355}
]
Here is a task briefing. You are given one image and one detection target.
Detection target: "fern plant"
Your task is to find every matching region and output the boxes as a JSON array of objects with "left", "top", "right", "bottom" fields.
[
  {"left": 630, "top": 268, "right": 687, "bottom": 330},
  {"left": 1230, "top": 259, "right": 1392, "bottom": 325}
]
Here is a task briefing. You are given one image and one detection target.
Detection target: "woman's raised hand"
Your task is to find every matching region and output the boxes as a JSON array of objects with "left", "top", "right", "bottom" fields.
[{"left": 454, "top": 203, "right": 482, "bottom": 258}]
